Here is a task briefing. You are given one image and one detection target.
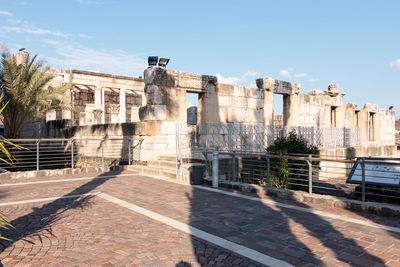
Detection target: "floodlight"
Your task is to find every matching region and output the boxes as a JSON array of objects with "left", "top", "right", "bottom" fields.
[
  {"left": 148, "top": 56, "right": 158, "bottom": 67},
  {"left": 158, "top": 58, "right": 170, "bottom": 68}
]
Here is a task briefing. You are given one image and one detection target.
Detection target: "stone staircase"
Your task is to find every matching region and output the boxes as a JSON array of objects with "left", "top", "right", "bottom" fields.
[{"left": 127, "top": 155, "right": 206, "bottom": 184}]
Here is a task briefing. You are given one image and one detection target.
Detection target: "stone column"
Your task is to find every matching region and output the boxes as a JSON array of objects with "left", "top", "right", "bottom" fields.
[
  {"left": 95, "top": 87, "right": 102, "bottom": 108},
  {"left": 46, "top": 110, "right": 56, "bottom": 121},
  {"left": 119, "top": 88, "right": 126, "bottom": 123},
  {"left": 62, "top": 89, "right": 72, "bottom": 119},
  {"left": 256, "top": 77, "right": 275, "bottom": 126},
  {"left": 101, "top": 87, "right": 105, "bottom": 124},
  {"left": 62, "top": 73, "right": 72, "bottom": 120},
  {"left": 283, "top": 94, "right": 299, "bottom": 127}
]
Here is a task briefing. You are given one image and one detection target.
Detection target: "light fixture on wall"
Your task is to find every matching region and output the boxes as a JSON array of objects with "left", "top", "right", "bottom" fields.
[
  {"left": 148, "top": 56, "right": 158, "bottom": 67},
  {"left": 158, "top": 58, "right": 170, "bottom": 68}
]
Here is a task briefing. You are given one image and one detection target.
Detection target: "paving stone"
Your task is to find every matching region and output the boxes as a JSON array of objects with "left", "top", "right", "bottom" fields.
[{"left": 0, "top": 172, "right": 398, "bottom": 266}]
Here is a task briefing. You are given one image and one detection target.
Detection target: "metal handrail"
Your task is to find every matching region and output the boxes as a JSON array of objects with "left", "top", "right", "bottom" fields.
[{"left": 193, "top": 149, "right": 400, "bottom": 166}]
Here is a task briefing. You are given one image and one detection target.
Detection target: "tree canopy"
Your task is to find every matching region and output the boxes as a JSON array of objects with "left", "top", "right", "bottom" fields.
[{"left": 0, "top": 46, "right": 72, "bottom": 138}]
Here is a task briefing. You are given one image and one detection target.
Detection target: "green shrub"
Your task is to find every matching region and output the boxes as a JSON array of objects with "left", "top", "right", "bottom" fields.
[{"left": 267, "top": 130, "right": 319, "bottom": 190}]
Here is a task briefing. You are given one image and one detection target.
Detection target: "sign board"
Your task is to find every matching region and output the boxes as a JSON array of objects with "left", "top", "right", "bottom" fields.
[{"left": 347, "top": 157, "right": 400, "bottom": 187}]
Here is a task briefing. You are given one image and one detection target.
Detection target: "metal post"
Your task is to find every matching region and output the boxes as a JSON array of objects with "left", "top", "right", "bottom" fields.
[
  {"left": 128, "top": 140, "right": 132, "bottom": 165},
  {"left": 306, "top": 155, "right": 312, "bottom": 194},
  {"left": 311, "top": 126, "right": 315, "bottom": 146},
  {"left": 232, "top": 154, "right": 236, "bottom": 181},
  {"left": 266, "top": 154, "right": 271, "bottom": 187},
  {"left": 361, "top": 158, "right": 366, "bottom": 202},
  {"left": 36, "top": 140, "right": 40, "bottom": 171},
  {"left": 71, "top": 139, "right": 74, "bottom": 169},
  {"left": 212, "top": 150, "right": 219, "bottom": 188},
  {"left": 101, "top": 139, "right": 105, "bottom": 169}
]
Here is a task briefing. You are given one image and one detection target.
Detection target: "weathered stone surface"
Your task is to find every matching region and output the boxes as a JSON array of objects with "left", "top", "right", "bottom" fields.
[
  {"left": 256, "top": 77, "right": 300, "bottom": 95},
  {"left": 256, "top": 77, "right": 274, "bottom": 91},
  {"left": 177, "top": 71, "right": 217, "bottom": 91},
  {"left": 187, "top": 106, "right": 197, "bottom": 125},
  {"left": 144, "top": 67, "right": 175, "bottom": 87},
  {"left": 144, "top": 85, "right": 165, "bottom": 105},
  {"left": 328, "top": 83, "right": 338, "bottom": 93},
  {"left": 139, "top": 105, "right": 166, "bottom": 121}
]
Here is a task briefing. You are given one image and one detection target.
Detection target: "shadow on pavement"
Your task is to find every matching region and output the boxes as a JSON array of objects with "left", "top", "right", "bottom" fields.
[
  {"left": 0, "top": 169, "right": 122, "bottom": 255},
  {"left": 187, "top": 184, "right": 386, "bottom": 266}
]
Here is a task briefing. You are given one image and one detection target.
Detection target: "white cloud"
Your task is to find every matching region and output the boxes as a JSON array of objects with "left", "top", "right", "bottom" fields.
[
  {"left": 243, "top": 70, "right": 260, "bottom": 77},
  {"left": 294, "top": 73, "right": 307, "bottom": 78},
  {"left": 8, "top": 19, "right": 22, "bottom": 24},
  {"left": 279, "top": 70, "right": 291, "bottom": 79},
  {"left": 247, "top": 81, "right": 257, "bottom": 88},
  {"left": 1, "top": 22, "right": 91, "bottom": 39},
  {"left": 76, "top": 0, "right": 103, "bottom": 4},
  {"left": 308, "top": 78, "right": 318, "bottom": 82},
  {"left": 2, "top": 25, "right": 72, "bottom": 38},
  {"left": 390, "top": 58, "right": 400, "bottom": 70},
  {"left": 216, "top": 70, "right": 260, "bottom": 86},
  {"left": 0, "top": 10, "right": 12, "bottom": 17},
  {"left": 43, "top": 40, "right": 147, "bottom": 76},
  {"left": 216, "top": 74, "right": 241, "bottom": 84}
]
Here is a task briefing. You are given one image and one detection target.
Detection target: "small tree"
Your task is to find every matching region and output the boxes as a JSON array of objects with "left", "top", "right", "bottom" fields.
[
  {"left": 267, "top": 130, "right": 319, "bottom": 190},
  {"left": 0, "top": 46, "right": 72, "bottom": 138}
]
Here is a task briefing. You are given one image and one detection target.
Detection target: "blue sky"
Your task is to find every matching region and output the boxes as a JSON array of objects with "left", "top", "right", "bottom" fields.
[{"left": 0, "top": 0, "right": 399, "bottom": 118}]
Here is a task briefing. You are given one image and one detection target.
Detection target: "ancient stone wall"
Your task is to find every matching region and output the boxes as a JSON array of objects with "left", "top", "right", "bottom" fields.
[
  {"left": 47, "top": 69, "right": 145, "bottom": 126},
  {"left": 17, "top": 58, "right": 396, "bottom": 161}
]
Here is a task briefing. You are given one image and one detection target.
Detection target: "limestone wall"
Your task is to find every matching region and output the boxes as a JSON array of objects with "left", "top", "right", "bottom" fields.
[
  {"left": 47, "top": 69, "right": 145, "bottom": 125},
  {"left": 208, "top": 84, "right": 264, "bottom": 124},
  {"left": 18, "top": 63, "right": 397, "bottom": 162}
]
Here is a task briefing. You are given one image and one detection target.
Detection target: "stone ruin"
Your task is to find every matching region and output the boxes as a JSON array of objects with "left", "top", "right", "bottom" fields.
[{"left": 13, "top": 49, "right": 396, "bottom": 163}]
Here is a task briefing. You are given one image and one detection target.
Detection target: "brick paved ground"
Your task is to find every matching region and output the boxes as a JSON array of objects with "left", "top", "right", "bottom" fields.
[{"left": 0, "top": 170, "right": 399, "bottom": 266}]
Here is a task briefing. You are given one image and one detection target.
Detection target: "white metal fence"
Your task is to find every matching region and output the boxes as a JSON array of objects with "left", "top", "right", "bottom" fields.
[
  {"left": 0, "top": 138, "right": 143, "bottom": 172},
  {"left": 179, "top": 123, "right": 361, "bottom": 152}
]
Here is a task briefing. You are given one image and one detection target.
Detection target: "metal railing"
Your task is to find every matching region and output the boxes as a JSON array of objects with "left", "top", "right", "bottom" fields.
[
  {"left": 184, "top": 124, "right": 361, "bottom": 151},
  {"left": 206, "top": 150, "right": 400, "bottom": 204},
  {"left": 0, "top": 138, "right": 142, "bottom": 172}
]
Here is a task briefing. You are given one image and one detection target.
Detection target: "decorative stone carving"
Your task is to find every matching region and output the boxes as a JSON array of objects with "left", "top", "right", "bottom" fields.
[
  {"left": 109, "top": 104, "right": 120, "bottom": 114},
  {"left": 93, "top": 109, "right": 102, "bottom": 124}
]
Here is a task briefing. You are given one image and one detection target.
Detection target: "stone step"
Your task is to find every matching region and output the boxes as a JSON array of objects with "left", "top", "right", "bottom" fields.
[
  {"left": 158, "top": 155, "right": 205, "bottom": 164},
  {"left": 127, "top": 165, "right": 178, "bottom": 180},
  {"left": 157, "top": 155, "right": 176, "bottom": 162},
  {"left": 128, "top": 162, "right": 205, "bottom": 185},
  {"left": 147, "top": 160, "right": 177, "bottom": 170}
]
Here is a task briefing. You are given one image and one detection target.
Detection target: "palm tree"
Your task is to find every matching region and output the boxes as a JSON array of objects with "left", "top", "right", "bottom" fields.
[
  {"left": 0, "top": 46, "right": 72, "bottom": 138},
  {"left": 0, "top": 97, "right": 21, "bottom": 241}
]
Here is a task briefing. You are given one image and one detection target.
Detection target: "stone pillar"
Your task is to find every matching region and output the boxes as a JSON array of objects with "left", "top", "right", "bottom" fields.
[
  {"left": 95, "top": 87, "right": 102, "bottom": 107},
  {"left": 256, "top": 78, "right": 300, "bottom": 128},
  {"left": 119, "top": 88, "right": 126, "bottom": 123},
  {"left": 110, "top": 104, "right": 120, "bottom": 123},
  {"left": 101, "top": 87, "right": 105, "bottom": 124},
  {"left": 46, "top": 109, "right": 56, "bottom": 121},
  {"left": 139, "top": 68, "right": 170, "bottom": 124},
  {"left": 263, "top": 90, "right": 274, "bottom": 126},
  {"left": 62, "top": 73, "right": 72, "bottom": 120},
  {"left": 256, "top": 77, "right": 275, "bottom": 126},
  {"left": 283, "top": 94, "right": 299, "bottom": 127},
  {"left": 62, "top": 89, "right": 72, "bottom": 119}
]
